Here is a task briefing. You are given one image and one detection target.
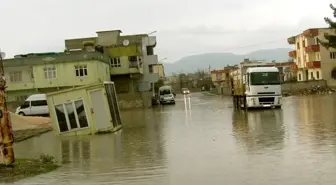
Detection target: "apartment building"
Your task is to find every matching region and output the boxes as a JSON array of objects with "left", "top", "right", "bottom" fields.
[
  {"left": 4, "top": 51, "right": 110, "bottom": 109},
  {"left": 152, "top": 63, "right": 165, "bottom": 79},
  {"left": 64, "top": 30, "right": 160, "bottom": 108},
  {"left": 288, "top": 28, "right": 336, "bottom": 86}
]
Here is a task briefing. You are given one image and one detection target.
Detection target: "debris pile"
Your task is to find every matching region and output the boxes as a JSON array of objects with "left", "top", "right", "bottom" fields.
[{"left": 283, "top": 85, "right": 336, "bottom": 96}]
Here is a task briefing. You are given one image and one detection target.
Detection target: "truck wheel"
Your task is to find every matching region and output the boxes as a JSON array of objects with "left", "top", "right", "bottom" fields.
[
  {"left": 18, "top": 112, "right": 25, "bottom": 116},
  {"left": 274, "top": 105, "right": 282, "bottom": 109}
]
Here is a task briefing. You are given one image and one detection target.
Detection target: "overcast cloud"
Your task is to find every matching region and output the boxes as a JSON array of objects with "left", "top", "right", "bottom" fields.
[{"left": 0, "top": 0, "right": 334, "bottom": 62}]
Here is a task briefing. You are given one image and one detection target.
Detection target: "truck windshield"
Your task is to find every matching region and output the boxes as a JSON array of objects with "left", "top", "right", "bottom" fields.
[{"left": 250, "top": 72, "right": 280, "bottom": 85}]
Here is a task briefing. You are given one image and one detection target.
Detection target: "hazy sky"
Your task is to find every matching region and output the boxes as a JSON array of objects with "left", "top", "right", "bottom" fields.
[{"left": 0, "top": 0, "right": 334, "bottom": 62}]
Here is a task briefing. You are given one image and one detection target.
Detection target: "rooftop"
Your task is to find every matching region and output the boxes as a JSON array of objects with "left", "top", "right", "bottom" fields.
[
  {"left": 247, "top": 66, "right": 279, "bottom": 73},
  {"left": 3, "top": 51, "right": 109, "bottom": 67}
]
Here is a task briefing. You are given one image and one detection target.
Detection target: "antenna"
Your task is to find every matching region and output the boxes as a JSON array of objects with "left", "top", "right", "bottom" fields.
[{"left": 123, "top": 39, "right": 130, "bottom": 46}]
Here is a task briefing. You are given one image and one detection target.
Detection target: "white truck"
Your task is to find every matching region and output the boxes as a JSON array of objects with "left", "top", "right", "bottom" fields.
[{"left": 230, "top": 66, "right": 282, "bottom": 109}]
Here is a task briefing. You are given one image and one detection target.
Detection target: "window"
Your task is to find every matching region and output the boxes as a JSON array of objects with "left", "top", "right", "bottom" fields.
[
  {"left": 44, "top": 67, "right": 57, "bottom": 80},
  {"left": 216, "top": 73, "right": 221, "bottom": 80},
  {"left": 20, "top": 101, "right": 30, "bottom": 109},
  {"left": 129, "top": 56, "right": 138, "bottom": 62},
  {"left": 31, "top": 100, "right": 47, "bottom": 107},
  {"left": 110, "top": 58, "right": 121, "bottom": 68},
  {"left": 316, "top": 71, "right": 320, "bottom": 79},
  {"left": 54, "top": 100, "right": 89, "bottom": 133},
  {"left": 9, "top": 71, "right": 22, "bottom": 83},
  {"left": 297, "top": 42, "right": 300, "bottom": 49},
  {"left": 149, "top": 65, "right": 153, "bottom": 73},
  {"left": 316, "top": 37, "right": 319, "bottom": 45},
  {"left": 330, "top": 52, "right": 336, "bottom": 59},
  {"left": 75, "top": 65, "right": 88, "bottom": 77},
  {"left": 310, "top": 72, "right": 314, "bottom": 80},
  {"left": 302, "top": 40, "right": 306, "bottom": 48},
  {"left": 332, "top": 69, "right": 336, "bottom": 79},
  {"left": 250, "top": 72, "right": 280, "bottom": 85},
  {"left": 316, "top": 52, "right": 320, "bottom": 60},
  {"left": 298, "top": 74, "right": 301, "bottom": 81}
]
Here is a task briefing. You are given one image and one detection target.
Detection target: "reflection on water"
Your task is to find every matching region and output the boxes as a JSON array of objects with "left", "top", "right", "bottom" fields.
[
  {"left": 232, "top": 109, "right": 285, "bottom": 152},
  {"left": 12, "top": 109, "right": 167, "bottom": 185},
  {"left": 296, "top": 95, "right": 336, "bottom": 147}
]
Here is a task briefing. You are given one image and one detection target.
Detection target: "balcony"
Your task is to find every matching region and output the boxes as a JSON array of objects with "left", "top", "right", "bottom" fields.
[
  {"left": 287, "top": 36, "right": 295, "bottom": 44},
  {"left": 288, "top": 50, "right": 297, "bottom": 58},
  {"left": 144, "top": 55, "right": 158, "bottom": 65},
  {"left": 110, "top": 57, "right": 143, "bottom": 76},
  {"left": 306, "top": 61, "right": 321, "bottom": 69},
  {"left": 289, "top": 64, "right": 298, "bottom": 71},
  {"left": 303, "top": 29, "right": 319, "bottom": 37},
  {"left": 305, "top": 44, "right": 320, "bottom": 52}
]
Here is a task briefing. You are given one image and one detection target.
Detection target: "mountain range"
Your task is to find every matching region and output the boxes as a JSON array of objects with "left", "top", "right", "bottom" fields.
[{"left": 163, "top": 48, "right": 292, "bottom": 75}]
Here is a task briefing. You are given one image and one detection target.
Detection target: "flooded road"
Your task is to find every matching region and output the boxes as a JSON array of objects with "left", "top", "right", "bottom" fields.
[{"left": 9, "top": 93, "right": 336, "bottom": 185}]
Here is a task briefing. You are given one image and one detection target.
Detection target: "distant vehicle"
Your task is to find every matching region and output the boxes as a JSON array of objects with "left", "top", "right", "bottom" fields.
[
  {"left": 181, "top": 88, "right": 190, "bottom": 94},
  {"left": 158, "top": 85, "right": 176, "bottom": 105},
  {"left": 15, "top": 94, "right": 49, "bottom": 116}
]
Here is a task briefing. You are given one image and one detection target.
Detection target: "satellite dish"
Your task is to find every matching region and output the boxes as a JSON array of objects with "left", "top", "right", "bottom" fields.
[
  {"left": 0, "top": 52, "right": 5, "bottom": 59},
  {"left": 123, "top": 39, "right": 130, "bottom": 46}
]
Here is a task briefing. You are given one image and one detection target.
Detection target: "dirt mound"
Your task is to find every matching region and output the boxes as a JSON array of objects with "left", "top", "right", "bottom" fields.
[{"left": 9, "top": 112, "right": 52, "bottom": 131}]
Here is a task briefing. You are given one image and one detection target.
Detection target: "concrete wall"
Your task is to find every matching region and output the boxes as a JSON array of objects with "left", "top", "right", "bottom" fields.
[
  {"left": 281, "top": 80, "right": 327, "bottom": 92},
  {"left": 212, "top": 80, "right": 328, "bottom": 96},
  {"left": 117, "top": 93, "right": 143, "bottom": 109}
]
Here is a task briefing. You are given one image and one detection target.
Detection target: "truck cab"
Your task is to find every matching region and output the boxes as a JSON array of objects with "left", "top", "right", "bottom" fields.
[{"left": 244, "top": 67, "right": 282, "bottom": 108}]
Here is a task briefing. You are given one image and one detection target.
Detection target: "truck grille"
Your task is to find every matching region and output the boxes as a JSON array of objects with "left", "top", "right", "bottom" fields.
[{"left": 258, "top": 97, "right": 275, "bottom": 103}]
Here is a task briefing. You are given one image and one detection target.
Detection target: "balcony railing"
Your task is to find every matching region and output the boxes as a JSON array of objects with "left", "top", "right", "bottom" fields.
[
  {"left": 288, "top": 50, "right": 297, "bottom": 58},
  {"left": 129, "top": 61, "right": 140, "bottom": 68},
  {"left": 306, "top": 61, "right": 321, "bottom": 69},
  {"left": 303, "top": 29, "right": 319, "bottom": 37},
  {"left": 287, "top": 36, "right": 295, "bottom": 44},
  {"left": 305, "top": 45, "right": 320, "bottom": 52}
]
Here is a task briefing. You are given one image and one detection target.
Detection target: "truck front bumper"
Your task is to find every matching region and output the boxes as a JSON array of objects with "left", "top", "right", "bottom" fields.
[{"left": 246, "top": 95, "right": 282, "bottom": 108}]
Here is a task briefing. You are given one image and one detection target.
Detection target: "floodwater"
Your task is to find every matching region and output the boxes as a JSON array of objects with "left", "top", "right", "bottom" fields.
[{"left": 9, "top": 93, "right": 336, "bottom": 185}]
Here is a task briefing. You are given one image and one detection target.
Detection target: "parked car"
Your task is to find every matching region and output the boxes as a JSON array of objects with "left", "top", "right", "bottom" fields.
[
  {"left": 181, "top": 88, "right": 190, "bottom": 94},
  {"left": 158, "top": 85, "right": 176, "bottom": 105},
  {"left": 15, "top": 94, "right": 49, "bottom": 116}
]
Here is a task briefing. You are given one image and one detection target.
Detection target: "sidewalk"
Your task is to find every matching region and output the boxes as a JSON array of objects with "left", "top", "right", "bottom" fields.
[
  {"left": 10, "top": 112, "right": 51, "bottom": 131},
  {"left": 8, "top": 112, "right": 53, "bottom": 142}
]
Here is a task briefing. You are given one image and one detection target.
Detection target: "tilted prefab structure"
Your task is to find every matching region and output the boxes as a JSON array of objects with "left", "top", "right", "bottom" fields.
[{"left": 46, "top": 81, "right": 122, "bottom": 136}]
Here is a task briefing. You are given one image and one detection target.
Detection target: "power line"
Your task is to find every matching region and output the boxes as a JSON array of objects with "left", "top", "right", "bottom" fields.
[{"left": 180, "top": 38, "right": 288, "bottom": 55}]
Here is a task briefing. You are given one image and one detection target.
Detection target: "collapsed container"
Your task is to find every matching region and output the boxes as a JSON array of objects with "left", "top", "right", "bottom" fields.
[{"left": 46, "top": 81, "right": 122, "bottom": 136}]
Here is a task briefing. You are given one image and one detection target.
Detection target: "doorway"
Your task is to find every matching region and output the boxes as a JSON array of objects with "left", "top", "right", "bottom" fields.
[{"left": 90, "top": 90, "right": 111, "bottom": 130}]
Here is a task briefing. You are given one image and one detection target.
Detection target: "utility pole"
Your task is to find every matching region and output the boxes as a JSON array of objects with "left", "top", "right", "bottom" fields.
[{"left": 0, "top": 50, "right": 15, "bottom": 166}]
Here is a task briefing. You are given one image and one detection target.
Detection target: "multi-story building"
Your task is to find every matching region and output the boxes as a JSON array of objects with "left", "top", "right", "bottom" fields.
[
  {"left": 152, "top": 64, "right": 165, "bottom": 79},
  {"left": 64, "top": 30, "right": 160, "bottom": 108},
  {"left": 288, "top": 28, "right": 336, "bottom": 86},
  {"left": 4, "top": 51, "right": 110, "bottom": 109},
  {"left": 211, "top": 69, "right": 230, "bottom": 85}
]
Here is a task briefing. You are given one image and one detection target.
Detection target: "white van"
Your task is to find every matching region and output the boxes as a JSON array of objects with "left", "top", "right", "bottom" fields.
[
  {"left": 15, "top": 94, "right": 49, "bottom": 116},
  {"left": 158, "top": 85, "right": 176, "bottom": 105}
]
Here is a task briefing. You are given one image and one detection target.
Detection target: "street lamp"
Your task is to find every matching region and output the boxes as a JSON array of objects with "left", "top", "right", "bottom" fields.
[
  {"left": 0, "top": 50, "right": 15, "bottom": 166},
  {"left": 158, "top": 57, "right": 167, "bottom": 63},
  {"left": 148, "top": 31, "right": 157, "bottom": 35}
]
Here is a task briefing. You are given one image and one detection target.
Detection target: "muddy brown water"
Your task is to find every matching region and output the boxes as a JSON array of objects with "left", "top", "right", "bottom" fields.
[{"left": 8, "top": 93, "right": 336, "bottom": 185}]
